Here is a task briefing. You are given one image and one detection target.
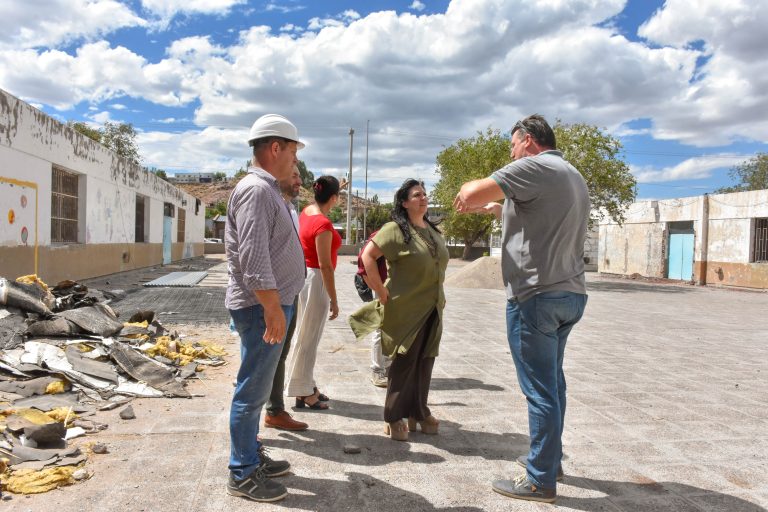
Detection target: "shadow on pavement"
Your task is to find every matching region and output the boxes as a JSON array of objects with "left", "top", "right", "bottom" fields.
[
  {"left": 270, "top": 429, "right": 446, "bottom": 466},
  {"left": 430, "top": 377, "right": 505, "bottom": 392},
  {"left": 277, "top": 473, "right": 484, "bottom": 511},
  {"left": 587, "top": 280, "right": 695, "bottom": 294},
  {"left": 296, "top": 398, "right": 384, "bottom": 422},
  {"left": 559, "top": 476, "right": 767, "bottom": 511},
  {"left": 408, "top": 421, "right": 529, "bottom": 461}
]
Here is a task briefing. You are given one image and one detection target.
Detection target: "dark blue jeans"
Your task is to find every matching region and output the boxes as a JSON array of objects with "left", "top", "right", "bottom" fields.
[
  {"left": 228, "top": 303, "right": 294, "bottom": 480},
  {"left": 507, "top": 291, "right": 587, "bottom": 489}
]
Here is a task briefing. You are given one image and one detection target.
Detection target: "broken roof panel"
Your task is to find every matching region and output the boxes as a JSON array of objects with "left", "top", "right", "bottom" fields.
[{"left": 143, "top": 271, "right": 208, "bottom": 287}]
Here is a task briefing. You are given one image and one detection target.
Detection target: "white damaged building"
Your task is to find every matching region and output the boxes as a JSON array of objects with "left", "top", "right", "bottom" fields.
[{"left": 0, "top": 88, "right": 204, "bottom": 283}]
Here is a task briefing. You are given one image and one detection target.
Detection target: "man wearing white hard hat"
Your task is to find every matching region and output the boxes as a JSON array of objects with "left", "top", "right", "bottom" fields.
[{"left": 225, "top": 114, "right": 306, "bottom": 502}]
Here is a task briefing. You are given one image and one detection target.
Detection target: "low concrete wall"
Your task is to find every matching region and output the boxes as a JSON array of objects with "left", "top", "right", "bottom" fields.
[
  {"left": 204, "top": 242, "right": 225, "bottom": 254},
  {"left": 0, "top": 242, "right": 204, "bottom": 283}
]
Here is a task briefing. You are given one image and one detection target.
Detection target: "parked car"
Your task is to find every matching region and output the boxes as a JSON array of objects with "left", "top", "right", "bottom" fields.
[{"left": 204, "top": 238, "right": 223, "bottom": 243}]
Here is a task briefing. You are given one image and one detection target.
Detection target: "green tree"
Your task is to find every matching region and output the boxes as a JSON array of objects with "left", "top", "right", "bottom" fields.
[
  {"left": 363, "top": 203, "right": 393, "bottom": 234},
  {"left": 297, "top": 160, "right": 314, "bottom": 188},
  {"left": 146, "top": 167, "right": 168, "bottom": 181},
  {"left": 68, "top": 121, "right": 102, "bottom": 143},
  {"left": 554, "top": 121, "right": 636, "bottom": 226},
  {"left": 101, "top": 121, "right": 141, "bottom": 164},
  {"left": 433, "top": 128, "right": 510, "bottom": 259},
  {"left": 328, "top": 206, "right": 343, "bottom": 223},
  {"left": 233, "top": 160, "right": 251, "bottom": 179},
  {"left": 715, "top": 153, "right": 768, "bottom": 193},
  {"left": 205, "top": 200, "right": 227, "bottom": 219},
  {"left": 433, "top": 123, "right": 636, "bottom": 259},
  {"left": 68, "top": 120, "right": 142, "bottom": 164},
  {"left": 213, "top": 171, "right": 227, "bottom": 182}
]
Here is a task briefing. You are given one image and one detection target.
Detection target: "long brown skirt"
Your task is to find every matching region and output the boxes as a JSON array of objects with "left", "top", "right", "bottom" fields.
[{"left": 383, "top": 309, "right": 437, "bottom": 423}]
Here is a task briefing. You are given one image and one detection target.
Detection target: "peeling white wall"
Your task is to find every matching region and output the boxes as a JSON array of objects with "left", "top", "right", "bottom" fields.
[
  {"left": 599, "top": 190, "right": 768, "bottom": 277},
  {"left": 0, "top": 88, "right": 203, "bottom": 248}
]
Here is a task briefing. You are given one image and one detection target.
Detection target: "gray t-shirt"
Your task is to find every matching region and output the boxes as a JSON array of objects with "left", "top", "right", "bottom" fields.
[{"left": 491, "top": 150, "right": 589, "bottom": 302}]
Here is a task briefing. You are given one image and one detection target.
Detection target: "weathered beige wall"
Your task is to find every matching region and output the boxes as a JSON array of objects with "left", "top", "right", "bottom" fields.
[
  {"left": 599, "top": 190, "right": 768, "bottom": 289},
  {"left": 599, "top": 222, "right": 666, "bottom": 277},
  {"left": 705, "top": 261, "right": 768, "bottom": 289},
  {"left": 0, "top": 243, "right": 202, "bottom": 283},
  {"left": 707, "top": 218, "right": 752, "bottom": 262}
]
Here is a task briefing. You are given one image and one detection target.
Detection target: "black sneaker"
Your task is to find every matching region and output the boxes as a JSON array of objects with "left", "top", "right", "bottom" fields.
[
  {"left": 516, "top": 454, "right": 564, "bottom": 481},
  {"left": 259, "top": 446, "right": 291, "bottom": 477},
  {"left": 492, "top": 474, "right": 556, "bottom": 503},
  {"left": 227, "top": 466, "right": 287, "bottom": 502}
]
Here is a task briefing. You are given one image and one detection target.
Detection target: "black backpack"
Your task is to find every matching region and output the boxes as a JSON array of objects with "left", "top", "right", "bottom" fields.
[{"left": 354, "top": 274, "right": 374, "bottom": 302}]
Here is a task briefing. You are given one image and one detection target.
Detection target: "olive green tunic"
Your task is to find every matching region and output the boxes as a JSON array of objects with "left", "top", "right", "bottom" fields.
[{"left": 349, "top": 221, "right": 449, "bottom": 358}]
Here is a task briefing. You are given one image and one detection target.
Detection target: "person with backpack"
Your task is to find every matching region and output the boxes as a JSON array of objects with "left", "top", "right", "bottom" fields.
[{"left": 355, "top": 230, "right": 390, "bottom": 387}]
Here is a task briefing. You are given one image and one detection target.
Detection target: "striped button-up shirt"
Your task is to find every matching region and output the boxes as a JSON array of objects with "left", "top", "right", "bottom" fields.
[{"left": 225, "top": 167, "right": 305, "bottom": 309}]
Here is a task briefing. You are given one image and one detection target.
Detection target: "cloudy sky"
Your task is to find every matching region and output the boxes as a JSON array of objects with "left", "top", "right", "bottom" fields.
[{"left": 2, "top": 0, "right": 767, "bottom": 203}]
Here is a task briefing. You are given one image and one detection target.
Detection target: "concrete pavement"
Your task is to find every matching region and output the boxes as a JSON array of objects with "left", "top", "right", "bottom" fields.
[{"left": 5, "top": 256, "right": 767, "bottom": 511}]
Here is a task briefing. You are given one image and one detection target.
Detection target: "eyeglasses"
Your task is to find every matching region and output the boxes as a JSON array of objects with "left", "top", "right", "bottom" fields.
[{"left": 512, "top": 120, "right": 527, "bottom": 136}]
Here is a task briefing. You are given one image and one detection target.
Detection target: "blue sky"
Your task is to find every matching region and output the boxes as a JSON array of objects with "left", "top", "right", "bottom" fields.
[{"left": 2, "top": 0, "right": 767, "bottom": 203}]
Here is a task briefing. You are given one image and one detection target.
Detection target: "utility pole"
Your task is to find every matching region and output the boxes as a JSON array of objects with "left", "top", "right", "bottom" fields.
[
  {"left": 345, "top": 128, "right": 354, "bottom": 245},
  {"left": 363, "top": 120, "right": 369, "bottom": 240}
]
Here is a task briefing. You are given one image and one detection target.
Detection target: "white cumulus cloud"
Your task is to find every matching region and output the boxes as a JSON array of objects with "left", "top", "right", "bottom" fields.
[
  {"left": 0, "top": 0, "right": 146, "bottom": 50},
  {"left": 632, "top": 155, "right": 748, "bottom": 183}
]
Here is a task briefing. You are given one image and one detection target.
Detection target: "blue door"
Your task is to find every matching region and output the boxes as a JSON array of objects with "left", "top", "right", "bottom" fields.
[
  {"left": 668, "top": 233, "right": 694, "bottom": 280},
  {"left": 162, "top": 215, "right": 172, "bottom": 264}
]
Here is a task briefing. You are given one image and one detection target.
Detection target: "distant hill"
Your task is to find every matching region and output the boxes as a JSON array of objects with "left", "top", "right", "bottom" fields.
[{"left": 175, "top": 180, "right": 242, "bottom": 207}]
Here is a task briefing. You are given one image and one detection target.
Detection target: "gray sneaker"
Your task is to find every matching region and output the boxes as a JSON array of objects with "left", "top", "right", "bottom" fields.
[
  {"left": 516, "top": 454, "right": 564, "bottom": 481},
  {"left": 371, "top": 368, "right": 387, "bottom": 388},
  {"left": 492, "top": 473, "right": 556, "bottom": 503},
  {"left": 227, "top": 466, "right": 287, "bottom": 502},
  {"left": 259, "top": 446, "right": 290, "bottom": 477}
]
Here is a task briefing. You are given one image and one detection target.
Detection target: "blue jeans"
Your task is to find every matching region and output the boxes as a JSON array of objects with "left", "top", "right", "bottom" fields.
[
  {"left": 228, "top": 303, "right": 294, "bottom": 480},
  {"left": 507, "top": 291, "right": 587, "bottom": 489}
]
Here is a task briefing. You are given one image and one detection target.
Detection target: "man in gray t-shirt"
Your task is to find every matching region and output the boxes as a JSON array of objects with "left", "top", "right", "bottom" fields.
[{"left": 454, "top": 114, "right": 588, "bottom": 504}]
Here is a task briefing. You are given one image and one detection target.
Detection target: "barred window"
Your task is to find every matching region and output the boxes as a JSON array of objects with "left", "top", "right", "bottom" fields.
[
  {"left": 51, "top": 167, "right": 79, "bottom": 243},
  {"left": 135, "top": 195, "right": 146, "bottom": 242},
  {"left": 754, "top": 218, "right": 768, "bottom": 263},
  {"left": 177, "top": 208, "right": 186, "bottom": 243}
]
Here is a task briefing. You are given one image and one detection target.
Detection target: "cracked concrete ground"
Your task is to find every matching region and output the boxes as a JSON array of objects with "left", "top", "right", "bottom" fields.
[{"left": 4, "top": 255, "right": 767, "bottom": 511}]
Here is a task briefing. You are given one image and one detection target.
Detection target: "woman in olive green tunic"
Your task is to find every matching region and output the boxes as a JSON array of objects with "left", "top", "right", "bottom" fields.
[{"left": 349, "top": 179, "right": 449, "bottom": 441}]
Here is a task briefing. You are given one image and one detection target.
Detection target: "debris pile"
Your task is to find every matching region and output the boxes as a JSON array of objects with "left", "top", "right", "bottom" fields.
[{"left": 0, "top": 275, "right": 226, "bottom": 495}]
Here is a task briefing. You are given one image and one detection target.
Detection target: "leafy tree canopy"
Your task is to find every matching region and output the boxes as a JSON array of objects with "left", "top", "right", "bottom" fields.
[
  {"left": 433, "top": 128, "right": 511, "bottom": 258},
  {"left": 206, "top": 200, "right": 227, "bottom": 219},
  {"left": 69, "top": 120, "right": 142, "bottom": 165},
  {"left": 297, "top": 160, "right": 314, "bottom": 188},
  {"left": 213, "top": 171, "right": 227, "bottom": 182},
  {"left": 328, "top": 206, "right": 343, "bottom": 223},
  {"left": 553, "top": 120, "right": 636, "bottom": 226},
  {"left": 146, "top": 167, "right": 168, "bottom": 181},
  {"left": 433, "top": 122, "right": 637, "bottom": 258},
  {"left": 363, "top": 203, "right": 393, "bottom": 235},
  {"left": 714, "top": 153, "right": 768, "bottom": 193}
]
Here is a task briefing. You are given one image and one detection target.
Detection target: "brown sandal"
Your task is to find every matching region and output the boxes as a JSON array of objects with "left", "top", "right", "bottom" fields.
[
  {"left": 385, "top": 421, "right": 409, "bottom": 441},
  {"left": 295, "top": 395, "right": 329, "bottom": 410},
  {"left": 407, "top": 415, "right": 439, "bottom": 434}
]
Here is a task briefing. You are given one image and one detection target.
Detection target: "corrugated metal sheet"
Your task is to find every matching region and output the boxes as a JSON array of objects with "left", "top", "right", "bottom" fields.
[{"left": 143, "top": 271, "right": 208, "bottom": 287}]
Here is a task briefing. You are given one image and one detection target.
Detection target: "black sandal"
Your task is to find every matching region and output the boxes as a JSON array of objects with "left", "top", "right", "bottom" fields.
[
  {"left": 313, "top": 387, "right": 330, "bottom": 402},
  {"left": 295, "top": 395, "right": 329, "bottom": 410}
]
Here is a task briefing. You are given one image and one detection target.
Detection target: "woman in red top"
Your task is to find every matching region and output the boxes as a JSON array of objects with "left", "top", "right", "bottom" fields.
[{"left": 285, "top": 175, "right": 343, "bottom": 409}]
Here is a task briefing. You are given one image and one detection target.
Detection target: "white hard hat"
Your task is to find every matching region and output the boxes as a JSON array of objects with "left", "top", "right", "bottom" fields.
[{"left": 247, "top": 114, "right": 305, "bottom": 149}]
